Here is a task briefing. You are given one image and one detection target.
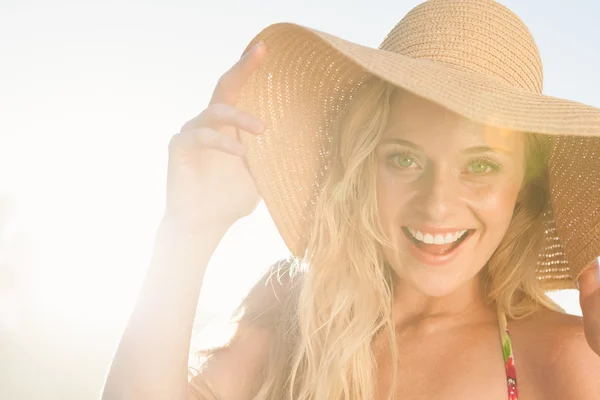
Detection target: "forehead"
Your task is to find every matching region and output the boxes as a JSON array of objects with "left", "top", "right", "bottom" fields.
[{"left": 383, "top": 90, "right": 521, "bottom": 152}]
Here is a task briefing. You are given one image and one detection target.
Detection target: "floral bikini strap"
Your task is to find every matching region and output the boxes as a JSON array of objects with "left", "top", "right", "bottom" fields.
[{"left": 498, "top": 307, "right": 518, "bottom": 400}]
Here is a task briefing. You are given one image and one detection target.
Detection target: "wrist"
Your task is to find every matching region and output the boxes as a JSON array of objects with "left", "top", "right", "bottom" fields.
[
  {"left": 147, "top": 215, "right": 230, "bottom": 280},
  {"left": 154, "top": 214, "right": 230, "bottom": 254},
  {"left": 159, "top": 211, "right": 234, "bottom": 236}
]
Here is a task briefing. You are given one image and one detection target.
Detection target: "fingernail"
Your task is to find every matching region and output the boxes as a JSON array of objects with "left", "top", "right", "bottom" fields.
[
  {"left": 241, "top": 43, "right": 261, "bottom": 60},
  {"left": 596, "top": 257, "right": 600, "bottom": 282},
  {"left": 246, "top": 42, "right": 263, "bottom": 56}
]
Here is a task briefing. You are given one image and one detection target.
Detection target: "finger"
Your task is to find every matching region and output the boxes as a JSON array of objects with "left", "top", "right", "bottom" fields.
[
  {"left": 210, "top": 42, "right": 267, "bottom": 105},
  {"left": 578, "top": 258, "right": 600, "bottom": 298},
  {"left": 578, "top": 259, "right": 600, "bottom": 356},
  {"left": 171, "top": 127, "right": 246, "bottom": 156},
  {"left": 181, "top": 103, "right": 265, "bottom": 135}
]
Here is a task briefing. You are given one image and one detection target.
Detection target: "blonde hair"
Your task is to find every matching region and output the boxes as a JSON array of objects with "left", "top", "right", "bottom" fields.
[{"left": 189, "top": 78, "right": 561, "bottom": 399}]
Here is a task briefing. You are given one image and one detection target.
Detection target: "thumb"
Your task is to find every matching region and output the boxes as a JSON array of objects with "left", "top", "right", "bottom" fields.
[
  {"left": 578, "top": 258, "right": 600, "bottom": 298},
  {"left": 578, "top": 258, "right": 600, "bottom": 356}
]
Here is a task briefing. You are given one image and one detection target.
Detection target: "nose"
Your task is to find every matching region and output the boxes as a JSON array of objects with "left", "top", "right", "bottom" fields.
[{"left": 413, "top": 165, "right": 458, "bottom": 222}]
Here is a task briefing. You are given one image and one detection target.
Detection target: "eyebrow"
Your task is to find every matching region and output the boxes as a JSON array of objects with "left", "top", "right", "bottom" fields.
[
  {"left": 379, "top": 138, "right": 424, "bottom": 151},
  {"left": 379, "top": 138, "right": 512, "bottom": 154}
]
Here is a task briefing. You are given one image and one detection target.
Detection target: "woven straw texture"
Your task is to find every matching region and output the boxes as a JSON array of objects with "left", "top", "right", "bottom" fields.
[{"left": 236, "top": 0, "right": 600, "bottom": 290}]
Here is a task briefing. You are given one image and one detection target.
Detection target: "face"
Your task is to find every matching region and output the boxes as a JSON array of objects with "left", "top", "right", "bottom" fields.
[{"left": 375, "top": 91, "right": 526, "bottom": 297}]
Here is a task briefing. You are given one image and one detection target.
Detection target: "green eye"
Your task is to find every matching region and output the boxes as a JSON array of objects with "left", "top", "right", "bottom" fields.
[
  {"left": 470, "top": 161, "right": 489, "bottom": 174},
  {"left": 389, "top": 154, "right": 416, "bottom": 168},
  {"left": 468, "top": 158, "right": 500, "bottom": 174}
]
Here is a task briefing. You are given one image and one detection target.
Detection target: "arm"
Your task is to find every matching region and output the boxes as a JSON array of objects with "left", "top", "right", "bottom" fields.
[
  {"left": 102, "top": 42, "right": 269, "bottom": 400},
  {"left": 101, "top": 219, "right": 229, "bottom": 400}
]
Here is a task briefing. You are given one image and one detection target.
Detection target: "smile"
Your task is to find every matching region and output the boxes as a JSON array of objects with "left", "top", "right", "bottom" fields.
[
  {"left": 406, "top": 227, "right": 469, "bottom": 245},
  {"left": 401, "top": 226, "right": 475, "bottom": 266}
]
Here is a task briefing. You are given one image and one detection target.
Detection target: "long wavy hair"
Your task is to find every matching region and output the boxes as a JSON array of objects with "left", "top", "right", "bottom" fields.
[{"left": 189, "top": 78, "right": 561, "bottom": 399}]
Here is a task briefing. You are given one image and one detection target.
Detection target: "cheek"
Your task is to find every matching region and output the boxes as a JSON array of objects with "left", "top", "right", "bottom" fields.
[
  {"left": 376, "top": 169, "right": 408, "bottom": 221},
  {"left": 466, "top": 180, "right": 521, "bottom": 231},
  {"left": 376, "top": 169, "right": 418, "bottom": 243}
]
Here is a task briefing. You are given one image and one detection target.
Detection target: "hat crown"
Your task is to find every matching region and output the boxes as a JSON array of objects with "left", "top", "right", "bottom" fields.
[{"left": 380, "top": 0, "right": 544, "bottom": 93}]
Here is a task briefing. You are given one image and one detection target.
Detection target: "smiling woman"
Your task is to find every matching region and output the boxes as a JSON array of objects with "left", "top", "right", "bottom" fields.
[{"left": 101, "top": 1, "right": 600, "bottom": 400}]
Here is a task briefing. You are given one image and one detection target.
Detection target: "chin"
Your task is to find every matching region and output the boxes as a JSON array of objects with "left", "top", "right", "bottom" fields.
[
  {"left": 410, "top": 272, "right": 469, "bottom": 297},
  {"left": 393, "top": 261, "right": 471, "bottom": 297}
]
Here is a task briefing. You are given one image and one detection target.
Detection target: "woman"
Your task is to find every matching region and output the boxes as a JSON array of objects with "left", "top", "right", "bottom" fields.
[{"left": 102, "top": 0, "right": 600, "bottom": 399}]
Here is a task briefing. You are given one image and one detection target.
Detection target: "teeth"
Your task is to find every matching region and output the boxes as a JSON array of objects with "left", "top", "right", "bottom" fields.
[
  {"left": 453, "top": 230, "right": 466, "bottom": 241},
  {"left": 407, "top": 228, "right": 468, "bottom": 245}
]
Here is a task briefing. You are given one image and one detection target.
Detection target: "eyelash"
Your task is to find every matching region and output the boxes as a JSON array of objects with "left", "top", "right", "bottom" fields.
[
  {"left": 386, "top": 152, "right": 502, "bottom": 174},
  {"left": 386, "top": 151, "right": 419, "bottom": 169},
  {"left": 468, "top": 157, "right": 502, "bottom": 174}
]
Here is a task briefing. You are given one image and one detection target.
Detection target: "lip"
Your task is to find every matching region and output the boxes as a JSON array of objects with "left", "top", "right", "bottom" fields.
[{"left": 401, "top": 227, "right": 475, "bottom": 266}]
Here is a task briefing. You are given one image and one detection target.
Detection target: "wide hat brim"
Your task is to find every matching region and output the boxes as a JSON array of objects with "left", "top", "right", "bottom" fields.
[{"left": 236, "top": 22, "right": 600, "bottom": 291}]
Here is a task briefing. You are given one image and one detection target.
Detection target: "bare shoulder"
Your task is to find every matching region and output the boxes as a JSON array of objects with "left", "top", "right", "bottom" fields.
[
  {"left": 238, "top": 257, "right": 303, "bottom": 324},
  {"left": 188, "top": 258, "right": 301, "bottom": 400},
  {"left": 513, "top": 307, "right": 600, "bottom": 399},
  {"left": 188, "top": 320, "right": 272, "bottom": 400}
]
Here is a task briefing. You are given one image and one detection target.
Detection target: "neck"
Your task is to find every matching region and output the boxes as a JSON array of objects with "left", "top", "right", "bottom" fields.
[{"left": 391, "top": 272, "right": 495, "bottom": 335}]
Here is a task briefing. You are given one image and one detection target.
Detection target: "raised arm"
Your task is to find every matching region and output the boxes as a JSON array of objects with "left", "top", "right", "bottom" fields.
[{"left": 101, "top": 43, "right": 269, "bottom": 400}]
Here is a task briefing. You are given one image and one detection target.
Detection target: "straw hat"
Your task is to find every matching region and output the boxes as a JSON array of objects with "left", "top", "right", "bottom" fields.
[{"left": 236, "top": 0, "right": 600, "bottom": 290}]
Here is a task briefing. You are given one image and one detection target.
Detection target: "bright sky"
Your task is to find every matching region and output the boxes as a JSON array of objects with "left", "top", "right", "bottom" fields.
[{"left": 1, "top": 1, "right": 599, "bottom": 398}]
